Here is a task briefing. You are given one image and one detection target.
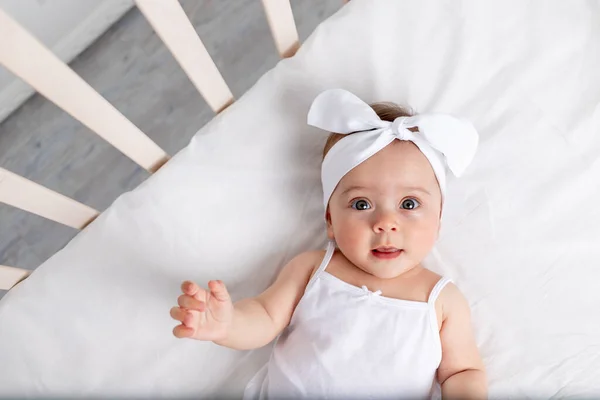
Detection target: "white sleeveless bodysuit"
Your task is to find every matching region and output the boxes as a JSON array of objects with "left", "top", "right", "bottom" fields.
[{"left": 244, "top": 242, "right": 451, "bottom": 399}]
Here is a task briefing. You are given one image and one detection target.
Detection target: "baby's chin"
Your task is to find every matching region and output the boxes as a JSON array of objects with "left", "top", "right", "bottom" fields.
[{"left": 358, "top": 258, "right": 418, "bottom": 279}]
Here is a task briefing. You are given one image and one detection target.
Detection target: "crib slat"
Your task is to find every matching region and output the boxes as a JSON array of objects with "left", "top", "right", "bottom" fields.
[
  {"left": 0, "top": 265, "right": 30, "bottom": 291},
  {"left": 0, "top": 168, "right": 99, "bottom": 230},
  {"left": 135, "top": 0, "right": 234, "bottom": 113},
  {"left": 261, "top": 0, "right": 300, "bottom": 58},
  {"left": 0, "top": 8, "right": 169, "bottom": 173}
]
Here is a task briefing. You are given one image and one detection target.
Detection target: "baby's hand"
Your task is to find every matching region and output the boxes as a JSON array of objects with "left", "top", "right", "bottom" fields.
[{"left": 171, "top": 280, "right": 233, "bottom": 341}]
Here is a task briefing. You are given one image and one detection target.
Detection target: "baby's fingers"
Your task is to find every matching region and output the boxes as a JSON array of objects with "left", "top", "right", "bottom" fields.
[
  {"left": 208, "top": 280, "right": 230, "bottom": 302},
  {"left": 181, "top": 281, "right": 207, "bottom": 299},
  {"left": 170, "top": 307, "right": 185, "bottom": 322},
  {"left": 177, "top": 294, "right": 205, "bottom": 311},
  {"left": 173, "top": 324, "right": 195, "bottom": 339},
  {"left": 170, "top": 307, "right": 195, "bottom": 325}
]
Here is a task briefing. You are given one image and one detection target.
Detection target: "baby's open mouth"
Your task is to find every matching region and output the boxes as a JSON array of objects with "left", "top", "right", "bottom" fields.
[{"left": 371, "top": 247, "right": 402, "bottom": 259}]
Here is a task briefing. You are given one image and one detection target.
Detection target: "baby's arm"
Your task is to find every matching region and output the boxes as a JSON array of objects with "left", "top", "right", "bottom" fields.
[
  {"left": 171, "top": 251, "right": 320, "bottom": 350},
  {"left": 437, "top": 284, "right": 487, "bottom": 399}
]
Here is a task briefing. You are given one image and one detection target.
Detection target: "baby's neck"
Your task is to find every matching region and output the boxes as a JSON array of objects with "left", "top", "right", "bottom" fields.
[{"left": 324, "top": 251, "right": 438, "bottom": 303}]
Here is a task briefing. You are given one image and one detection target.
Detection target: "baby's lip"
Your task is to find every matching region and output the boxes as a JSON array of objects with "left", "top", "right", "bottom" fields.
[{"left": 372, "top": 246, "right": 400, "bottom": 253}]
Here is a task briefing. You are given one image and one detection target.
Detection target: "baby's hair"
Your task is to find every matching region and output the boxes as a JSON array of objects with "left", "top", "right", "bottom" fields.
[{"left": 322, "top": 102, "right": 415, "bottom": 159}]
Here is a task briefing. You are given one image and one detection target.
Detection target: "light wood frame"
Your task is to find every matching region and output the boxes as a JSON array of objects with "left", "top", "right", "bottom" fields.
[{"left": 0, "top": 0, "right": 335, "bottom": 291}]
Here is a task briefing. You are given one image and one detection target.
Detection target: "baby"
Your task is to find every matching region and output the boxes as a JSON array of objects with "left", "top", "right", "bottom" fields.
[{"left": 170, "top": 89, "right": 487, "bottom": 399}]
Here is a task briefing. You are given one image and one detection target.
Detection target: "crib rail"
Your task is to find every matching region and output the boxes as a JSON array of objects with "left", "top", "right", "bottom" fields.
[
  {"left": 0, "top": 0, "right": 307, "bottom": 290},
  {"left": 0, "top": 8, "right": 170, "bottom": 173},
  {"left": 0, "top": 265, "right": 30, "bottom": 291},
  {"left": 0, "top": 167, "right": 99, "bottom": 229},
  {"left": 261, "top": 0, "right": 300, "bottom": 58},
  {"left": 135, "top": 0, "right": 234, "bottom": 113}
]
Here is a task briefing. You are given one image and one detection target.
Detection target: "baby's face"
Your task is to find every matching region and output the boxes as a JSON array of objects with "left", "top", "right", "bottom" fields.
[{"left": 327, "top": 140, "right": 442, "bottom": 279}]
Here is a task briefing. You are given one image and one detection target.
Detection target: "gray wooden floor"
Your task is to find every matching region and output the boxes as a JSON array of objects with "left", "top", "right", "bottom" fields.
[{"left": 0, "top": 0, "right": 342, "bottom": 297}]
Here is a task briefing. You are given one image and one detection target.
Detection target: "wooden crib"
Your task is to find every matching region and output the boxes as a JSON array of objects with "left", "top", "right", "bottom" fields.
[{"left": 0, "top": 0, "right": 334, "bottom": 291}]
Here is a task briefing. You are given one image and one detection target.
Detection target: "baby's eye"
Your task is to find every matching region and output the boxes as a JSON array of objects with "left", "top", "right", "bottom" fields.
[
  {"left": 351, "top": 199, "right": 372, "bottom": 211},
  {"left": 400, "top": 198, "right": 421, "bottom": 210}
]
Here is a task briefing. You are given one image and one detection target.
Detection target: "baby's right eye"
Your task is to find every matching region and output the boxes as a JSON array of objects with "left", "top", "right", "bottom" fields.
[{"left": 351, "top": 199, "right": 371, "bottom": 211}]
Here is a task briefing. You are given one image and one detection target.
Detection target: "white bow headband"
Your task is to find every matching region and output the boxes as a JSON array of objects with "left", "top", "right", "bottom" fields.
[{"left": 307, "top": 89, "right": 478, "bottom": 210}]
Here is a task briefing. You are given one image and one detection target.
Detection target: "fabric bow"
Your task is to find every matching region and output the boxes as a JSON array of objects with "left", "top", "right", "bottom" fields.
[{"left": 307, "top": 89, "right": 478, "bottom": 210}]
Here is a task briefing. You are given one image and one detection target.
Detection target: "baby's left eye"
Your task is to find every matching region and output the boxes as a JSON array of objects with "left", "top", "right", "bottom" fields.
[
  {"left": 351, "top": 199, "right": 371, "bottom": 211},
  {"left": 400, "top": 198, "right": 420, "bottom": 210}
]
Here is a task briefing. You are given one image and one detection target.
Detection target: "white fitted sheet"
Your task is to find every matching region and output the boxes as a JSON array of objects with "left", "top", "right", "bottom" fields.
[{"left": 1, "top": 0, "right": 599, "bottom": 397}]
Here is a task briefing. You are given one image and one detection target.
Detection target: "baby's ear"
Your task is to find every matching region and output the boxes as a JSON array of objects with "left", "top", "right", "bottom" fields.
[{"left": 326, "top": 209, "right": 335, "bottom": 240}]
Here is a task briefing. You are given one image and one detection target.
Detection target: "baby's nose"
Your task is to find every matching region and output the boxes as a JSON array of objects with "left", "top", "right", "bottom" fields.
[
  {"left": 376, "top": 222, "right": 397, "bottom": 232},
  {"left": 373, "top": 213, "right": 398, "bottom": 232}
]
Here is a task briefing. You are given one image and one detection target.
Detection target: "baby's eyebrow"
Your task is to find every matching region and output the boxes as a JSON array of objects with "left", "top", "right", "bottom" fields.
[
  {"left": 340, "top": 185, "right": 367, "bottom": 196},
  {"left": 403, "top": 186, "right": 432, "bottom": 196},
  {"left": 340, "top": 185, "right": 432, "bottom": 197}
]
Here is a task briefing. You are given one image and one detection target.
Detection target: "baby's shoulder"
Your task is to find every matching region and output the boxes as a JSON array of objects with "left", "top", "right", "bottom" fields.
[
  {"left": 409, "top": 268, "right": 444, "bottom": 302},
  {"left": 436, "top": 280, "right": 469, "bottom": 310},
  {"left": 414, "top": 269, "right": 470, "bottom": 324},
  {"left": 294, "top": 249, "right": 327, "bottom": 265},
  {"left": 421, "top": 271, "right": 470, "bottom": 323},
  {"left": 277, "top": 250, "right": 326, "bottom": 286},
  {"left": 417, "top": 269, "right": 464, "bottom": 298},
  {"left": 288, "top": 249, "right": 327, "bottom": 276},
  {"left": 418, "top": 268, "right": 443, "bottom": 292}
]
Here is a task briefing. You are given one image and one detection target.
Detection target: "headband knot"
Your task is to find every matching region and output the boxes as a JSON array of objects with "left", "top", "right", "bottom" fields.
[{"left": 391, "top": 117, "right": 414, "bottom": 141}]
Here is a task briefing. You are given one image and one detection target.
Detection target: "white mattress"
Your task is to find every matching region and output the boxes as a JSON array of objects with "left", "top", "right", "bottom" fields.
[{"left": 1, "top": 0, "right": 600, "bottom": 397}]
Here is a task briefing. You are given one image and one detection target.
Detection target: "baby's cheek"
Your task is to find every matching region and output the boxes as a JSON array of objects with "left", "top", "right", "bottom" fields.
[
  {"left": 334, "top": 219, "right": 365, "bottom": 248},
  {"left": 411, "top": 223, "right": 439, "bottom": 256}
]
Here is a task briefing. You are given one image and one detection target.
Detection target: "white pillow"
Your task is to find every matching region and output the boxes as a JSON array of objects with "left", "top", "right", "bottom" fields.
[{"left": 1, "top": 0, "right": 600, "bottom": 397}]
